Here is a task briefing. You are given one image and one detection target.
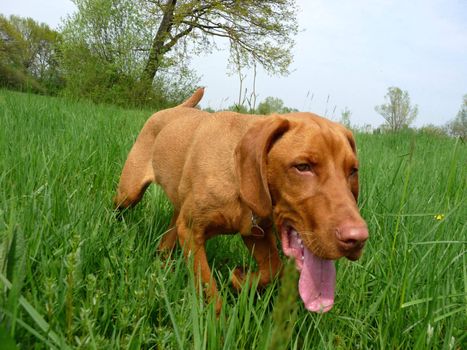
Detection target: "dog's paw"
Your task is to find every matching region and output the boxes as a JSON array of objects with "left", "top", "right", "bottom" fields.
[
  {"left": 214, "top": 297, "right": 222, "bottom": 316},
  {"left": 231, "top": 267, "right": 247, "bottom": 291}
]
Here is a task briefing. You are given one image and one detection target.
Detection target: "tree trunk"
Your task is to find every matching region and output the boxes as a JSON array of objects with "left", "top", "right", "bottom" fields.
[{"left": 142, "top": 0, "right": 177, "bottom": 84}]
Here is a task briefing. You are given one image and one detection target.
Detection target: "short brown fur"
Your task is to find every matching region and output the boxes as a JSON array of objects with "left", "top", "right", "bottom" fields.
[{"left": 114, "top": 88, "right": 368, "bottom": 313}]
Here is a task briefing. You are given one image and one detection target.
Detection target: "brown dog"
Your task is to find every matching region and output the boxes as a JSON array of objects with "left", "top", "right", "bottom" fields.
[{"left": 114, "top": 88, "right": 368, "bottom": 313}]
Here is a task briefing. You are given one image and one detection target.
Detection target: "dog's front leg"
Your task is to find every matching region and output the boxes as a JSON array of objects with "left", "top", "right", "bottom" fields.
[
  {"left": 232, "top": 229, "right": 282, "bottom": 290},
  {"left": 176, "top": 216, "right": 222, "bottom": 314},
  {"left": 158, "top": 210, "right": 179, "bottom": 256}
]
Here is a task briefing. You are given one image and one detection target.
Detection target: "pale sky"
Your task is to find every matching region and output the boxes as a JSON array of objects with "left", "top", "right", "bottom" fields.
[{"left": 2, "top": 0, "right": 466, "bottom": 127}]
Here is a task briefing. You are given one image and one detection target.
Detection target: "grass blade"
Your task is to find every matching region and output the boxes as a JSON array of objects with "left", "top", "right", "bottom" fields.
[{"left": 0, "top": 273, "right": 70, "bottom": 350}]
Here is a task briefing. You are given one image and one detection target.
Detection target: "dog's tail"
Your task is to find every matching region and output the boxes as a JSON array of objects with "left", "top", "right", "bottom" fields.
[{"left": 179, "top": 87, "right": 204, "bottom": 108}]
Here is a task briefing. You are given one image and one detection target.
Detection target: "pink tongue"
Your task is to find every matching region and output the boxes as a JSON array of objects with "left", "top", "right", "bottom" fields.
[{"left": 299, "top": 247, "right": 336, "bottom": 313}]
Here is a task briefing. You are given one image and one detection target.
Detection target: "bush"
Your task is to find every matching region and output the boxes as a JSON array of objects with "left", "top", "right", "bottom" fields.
[
  {"left": 59, "top": 44, "right": 184, "bottom": 109},
  {"left": 257, "top": 96, "right": 298, "bottom": 115},
  {"left": 228, "top": 104, "right": 250, "bottom": 113},
  {"left": 417, "top": 124, "right": 448, "bottom": 138},
  {"left": 0, "top": 63, "right": 45, "bottom": 93}
]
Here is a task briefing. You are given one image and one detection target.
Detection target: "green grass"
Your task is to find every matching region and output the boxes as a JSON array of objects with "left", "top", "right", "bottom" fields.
[{"left": 0, "top": 89, "right": 465, "bottom": 349}]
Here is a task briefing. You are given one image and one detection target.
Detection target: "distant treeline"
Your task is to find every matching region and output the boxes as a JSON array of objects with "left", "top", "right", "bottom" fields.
[
  {"left": 0, "top": 1, "right": 299, "bottom": 110},
  {"left": 0, "top": 14, "right": 191, "bottom": 109},
  {"left": 0, "top": 15, "right": 62, "bottom": 95},
  {"left": 0, "top": 12, "right": 464, "bottom": 137},
  {"left": 0, "top": 13, "right": 300, "bottom": 113}
]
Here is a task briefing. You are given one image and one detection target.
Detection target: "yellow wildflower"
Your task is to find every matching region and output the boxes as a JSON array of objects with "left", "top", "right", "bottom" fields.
[{"left": 434, "top": 214, "right": 445, "bottom": 221}]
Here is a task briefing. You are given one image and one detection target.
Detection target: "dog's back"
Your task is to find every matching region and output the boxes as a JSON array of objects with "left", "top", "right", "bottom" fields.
[
  {"left": 152, "top": 111, "right": 255, "bottom": 210},
  {"left": 113, "top": 88, "right": 207, "bottom": 209}
]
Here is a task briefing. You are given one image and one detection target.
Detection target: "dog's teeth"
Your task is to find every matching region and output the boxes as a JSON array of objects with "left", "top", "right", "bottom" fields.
[
  {"left": 297, "top": 238, "right": 302, "bottom": 244},
  {"left": 301, "top": 255, "right": 305, "bottom": 261}
]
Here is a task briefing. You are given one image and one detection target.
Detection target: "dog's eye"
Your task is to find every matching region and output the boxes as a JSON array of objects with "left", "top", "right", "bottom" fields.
[
  {"left": 294, "top": 163, "right": 313, "bottom": 172},
  {"left": 350, "top": 167, "right": 358, "bottom": 176}
]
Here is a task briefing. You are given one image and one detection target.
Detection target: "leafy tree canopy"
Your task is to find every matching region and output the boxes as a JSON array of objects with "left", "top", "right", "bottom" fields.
[
  {"left": 0, "top": 15, "right": 61, "bottom": 93},
  {"left": 62, "top": 0, "right": 298, "bottom": 85},
  {"left": 257, "top": 96, "right": 298, "bottom": 115}
]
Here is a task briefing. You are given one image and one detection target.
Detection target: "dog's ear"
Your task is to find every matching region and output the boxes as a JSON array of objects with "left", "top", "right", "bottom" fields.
[
  {"left": 345, "top": 129, "right": 359, "bottom": 201},
  {"left": 235, "top": 117, "right": 290, "bottom": 218}
]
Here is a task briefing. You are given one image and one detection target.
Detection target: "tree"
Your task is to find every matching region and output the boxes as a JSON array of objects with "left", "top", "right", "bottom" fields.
[
  {"left": 446, "top": 94, "right": 467, "bottom": 138},
  {"left": 375, "top": 87, "right": 418, "bottom": 131},
  {"left": 256, "top": 96, "right": 297, "bottom": 115},
  {"left": 142, "top": 0, "right": 298, "bottom": 83},
  {"left": 60, "top": 0, "right": 191, "bottom": 106},
  {"left": 63, "top": 0, "right": 298, "bottom": 86},
  {"left": 8, "top": 16, "right": 63, "bottom": 92},
  {"left": 0, "top": 15, "right": 61, "bottom": 93},
  {"left": 0, "top": 15, "right": 26, "bottom": 87}
]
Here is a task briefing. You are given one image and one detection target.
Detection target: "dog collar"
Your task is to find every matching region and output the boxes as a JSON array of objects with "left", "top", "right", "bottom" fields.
[{"left": 251, "top": 213, "right": 265, "bottom": 237}]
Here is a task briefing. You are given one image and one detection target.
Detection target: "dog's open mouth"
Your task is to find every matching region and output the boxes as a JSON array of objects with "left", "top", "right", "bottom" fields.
[{"left": 281, "top": 225, "right": 335, "bottom": 313}]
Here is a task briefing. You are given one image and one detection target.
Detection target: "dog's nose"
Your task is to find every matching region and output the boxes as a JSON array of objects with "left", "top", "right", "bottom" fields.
[{"left": 335, "top": 224, "right": 368, "bottom": 251}]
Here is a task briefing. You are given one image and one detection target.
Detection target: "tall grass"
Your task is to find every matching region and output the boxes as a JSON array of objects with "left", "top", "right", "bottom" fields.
[{"left": 0, "top": 90, "right": 465, "bottom": 349}]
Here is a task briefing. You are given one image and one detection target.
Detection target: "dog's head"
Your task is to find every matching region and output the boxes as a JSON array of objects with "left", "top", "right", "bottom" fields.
[{"left": 235, "top": 114, "right": 368, "bottom": 313}]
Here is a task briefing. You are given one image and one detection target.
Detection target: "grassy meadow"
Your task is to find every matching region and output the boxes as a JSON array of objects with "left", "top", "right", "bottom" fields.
[{"left": 0, "top": 89, "right": 465, "bottom": 349}]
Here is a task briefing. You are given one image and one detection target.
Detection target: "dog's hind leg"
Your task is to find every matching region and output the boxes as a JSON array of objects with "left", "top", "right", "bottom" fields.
[{"left": 114, "top": 124, "right": 156, "bottom": 209}]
